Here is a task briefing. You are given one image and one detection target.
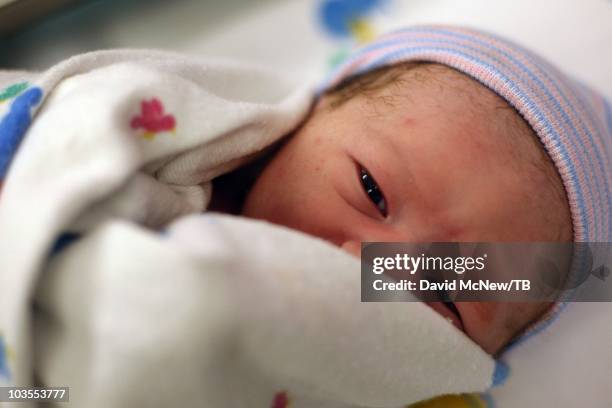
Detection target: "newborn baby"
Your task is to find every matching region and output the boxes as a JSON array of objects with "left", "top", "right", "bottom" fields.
[
  {"left": 216, "top": 61, "right": 571, "bottom": 355},
  {"left": 211, "top": 29, "right": 609, "bottom": 356}
]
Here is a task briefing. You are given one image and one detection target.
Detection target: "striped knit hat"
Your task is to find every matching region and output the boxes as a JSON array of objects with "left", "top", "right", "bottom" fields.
[{"left": 320, "top": 25, "right": 612, "bottom": 242}]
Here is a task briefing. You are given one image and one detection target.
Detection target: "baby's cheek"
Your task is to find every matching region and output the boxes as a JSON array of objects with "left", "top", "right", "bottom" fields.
[
  {"left": 464, "top": 302, "right": 498, "bottom": 325},
  {"left": 458, "top": 302, "right": 509, "bottom": 354}
]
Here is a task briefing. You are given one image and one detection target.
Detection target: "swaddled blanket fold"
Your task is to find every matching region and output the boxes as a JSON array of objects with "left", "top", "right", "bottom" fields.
[{"left": 0, "top": 50, "right": 495, "bottom": 407}]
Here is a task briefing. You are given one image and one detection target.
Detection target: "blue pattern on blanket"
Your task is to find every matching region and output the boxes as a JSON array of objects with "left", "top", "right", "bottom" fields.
[
  {"left": 318, "top": 0, "right": 386, "bottom": 38},
  {"left": 0, "top": 334, "right": 10, "bottom": 381},
  {"left": 0, "top": 86, "right": 43, "bottom": 179}
]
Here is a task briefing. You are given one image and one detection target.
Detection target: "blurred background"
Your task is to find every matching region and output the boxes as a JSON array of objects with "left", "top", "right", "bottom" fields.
[{"left": 1, "top": 0, "right": 611, "bottom": 97}]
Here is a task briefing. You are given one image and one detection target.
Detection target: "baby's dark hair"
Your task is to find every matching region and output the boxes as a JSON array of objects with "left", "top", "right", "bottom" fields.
[
  {"left": 323, "top": 61, "right": 426, "bottom": 109},
  {"left": 322, "top": 62, "right": 573, "bottom": 241}
]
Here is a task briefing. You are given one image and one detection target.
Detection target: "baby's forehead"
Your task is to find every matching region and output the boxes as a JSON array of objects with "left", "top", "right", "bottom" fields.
[
  {"left": 375, "top": 65, "right": 542, "bottom": 163},
  {"left": 319, "top": 60, "right": 550, "bottom": 184},
  {"left": 318, "top": 61, "right": 542, "bottom": 167}
]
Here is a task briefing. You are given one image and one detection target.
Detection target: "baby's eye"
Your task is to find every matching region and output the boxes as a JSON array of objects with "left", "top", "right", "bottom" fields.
[{"left": 359, "top": 167, "right": 388, "bottom": 217}]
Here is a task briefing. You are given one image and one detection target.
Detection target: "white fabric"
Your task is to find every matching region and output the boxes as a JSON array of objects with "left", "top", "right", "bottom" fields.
[
  {"left": 0, "top": 50, "right": 494, "bottom": 407},
  {"left": 35, "top": 215, "right": 494, "bottom": 407},
  {"left": 490, "top": 302, "right": 612, "bottom": 408}
]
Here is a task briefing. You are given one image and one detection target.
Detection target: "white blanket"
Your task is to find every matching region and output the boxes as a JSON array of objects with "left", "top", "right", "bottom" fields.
[{"left": 0, "top": 50, "right": 495, "bottom": 407}]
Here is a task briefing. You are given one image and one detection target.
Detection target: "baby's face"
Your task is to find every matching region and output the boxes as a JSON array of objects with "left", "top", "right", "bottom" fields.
[{"left": 242, "top": 65, "right": 560, "bottom": 354}]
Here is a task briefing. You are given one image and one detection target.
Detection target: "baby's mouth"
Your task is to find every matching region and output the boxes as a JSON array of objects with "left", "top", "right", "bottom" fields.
[{"left": 426, "top": 301, "right": 464, "bottom": 332}]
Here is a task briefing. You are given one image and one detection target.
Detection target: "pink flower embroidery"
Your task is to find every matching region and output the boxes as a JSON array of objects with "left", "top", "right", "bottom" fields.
[{"left": 130, "top": 98, "right": 176, "bottom": 139}]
